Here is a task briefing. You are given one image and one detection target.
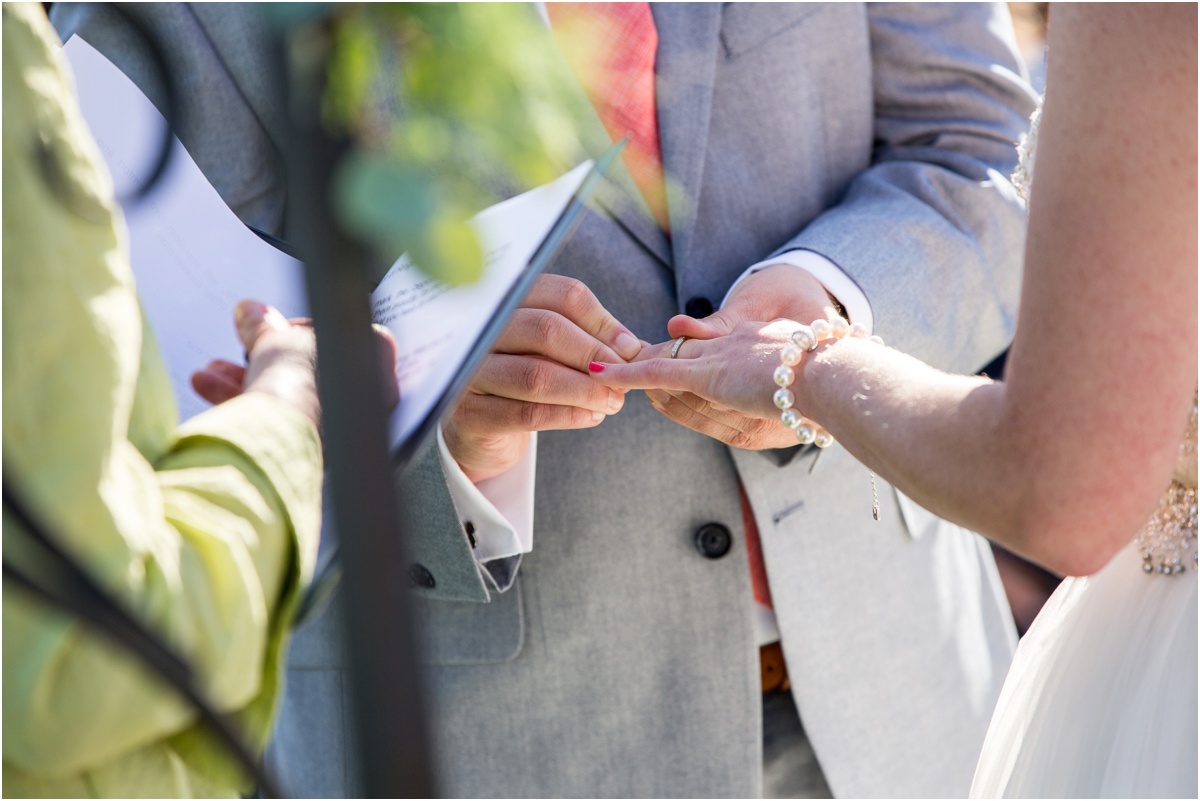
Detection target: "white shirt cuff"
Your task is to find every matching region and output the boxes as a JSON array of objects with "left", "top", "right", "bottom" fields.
[
  {"left": 722, "top": 250, "right": 874, "bottom": 334},
  {"left": 436, "top": 427, "right": 536, "bottom": 563}
]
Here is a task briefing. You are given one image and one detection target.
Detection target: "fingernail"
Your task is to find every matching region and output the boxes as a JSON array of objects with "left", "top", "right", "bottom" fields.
[
  {"left": 235, "top": 300, "right": 265, "bottom": 325},
  {"left": 588, "top": 361, "right": 605, "bottom": 373},
  {"left": 614, "top": 331, "right": 640, "bottom": 360},
  {"left": 263, "top": 305, "right": 290, "bottom": 330},
  {"left": 591, "top": 410, "right": 605, "bottom": 423},
  {"left": 606, "top": 392, "right": 624, "bottom": 413},
  {"left": 646, "top": 389, "right": 669, "bottom": 405}
]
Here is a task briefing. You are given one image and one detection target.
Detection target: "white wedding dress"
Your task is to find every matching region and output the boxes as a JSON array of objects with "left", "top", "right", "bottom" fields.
[
  {"left": 970, "top": 460, "right": 1197, "bottom": 798},
  {"left": 969, "top": 111, "right": 1198, "bottom": 798}
]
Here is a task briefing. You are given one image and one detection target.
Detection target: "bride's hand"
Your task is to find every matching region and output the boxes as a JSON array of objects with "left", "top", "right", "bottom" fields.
[{"left": 589, "top": 319, "right": 806, "bottom": 450}]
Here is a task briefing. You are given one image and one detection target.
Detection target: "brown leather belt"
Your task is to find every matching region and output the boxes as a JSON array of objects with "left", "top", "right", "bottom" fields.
[{"left": 760, "top": 641, "right": 790, "bottom": 694}]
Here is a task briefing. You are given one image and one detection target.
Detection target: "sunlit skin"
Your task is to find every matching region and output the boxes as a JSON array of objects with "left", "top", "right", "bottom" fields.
[
  {"left": 591, "top": 5, "right": 1198, "bottom": 578},
  {"left": 191, "top": 300, "right": 400, "bottom": 427}
]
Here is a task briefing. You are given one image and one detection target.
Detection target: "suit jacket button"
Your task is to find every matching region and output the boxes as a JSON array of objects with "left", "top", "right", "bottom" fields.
[
  {"left": 685, "top": 296, "right": 714, "bottom": 318},
  {"left": 410, "top": 563, "right": 436, "bottom": 589},
  {"left": 694, "top": 523, "right": 732, "bottom": 559}
]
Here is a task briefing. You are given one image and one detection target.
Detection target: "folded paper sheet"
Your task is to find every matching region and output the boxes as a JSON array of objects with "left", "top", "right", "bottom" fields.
[{"left": 64, "top": 36, "right": 591, "bottom": 449}]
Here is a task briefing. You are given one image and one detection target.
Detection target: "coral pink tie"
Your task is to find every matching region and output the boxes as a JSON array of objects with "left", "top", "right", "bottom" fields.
[{"left": 546, "top": 2, "right": 670, "bottom": 230}]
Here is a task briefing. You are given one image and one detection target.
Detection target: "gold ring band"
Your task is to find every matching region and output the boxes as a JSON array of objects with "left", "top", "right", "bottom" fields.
[{"left": 669, "top": 336, "right": 689, "bottom": 359}]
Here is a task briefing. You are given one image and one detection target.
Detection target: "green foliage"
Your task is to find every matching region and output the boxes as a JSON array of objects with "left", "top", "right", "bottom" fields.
[{"left": 319, "top": 3, "right": 589, "bottom": 285}]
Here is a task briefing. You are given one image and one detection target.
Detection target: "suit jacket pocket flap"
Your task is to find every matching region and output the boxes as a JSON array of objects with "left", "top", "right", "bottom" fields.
[{"left": 413, "top": 578, "right": 525, "bottom": 665}]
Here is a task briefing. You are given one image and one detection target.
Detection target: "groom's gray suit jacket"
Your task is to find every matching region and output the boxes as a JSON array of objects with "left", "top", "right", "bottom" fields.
[{"left": 56, "top": 3, "right": 1034, "bottom": 797}]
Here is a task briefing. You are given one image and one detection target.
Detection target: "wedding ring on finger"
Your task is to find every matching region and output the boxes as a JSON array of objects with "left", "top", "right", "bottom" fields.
[{"left": 669, "top": 335, "right": 689, "bottom": 359}]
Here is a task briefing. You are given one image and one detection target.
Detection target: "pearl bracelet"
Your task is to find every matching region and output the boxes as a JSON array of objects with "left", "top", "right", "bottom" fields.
[{"left": 772, "top": 319, "right": 884, "bottom": 447}]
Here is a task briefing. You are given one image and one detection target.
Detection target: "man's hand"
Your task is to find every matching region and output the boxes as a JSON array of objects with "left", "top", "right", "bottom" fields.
[
  {"left": 192, "top": 301, "right": 320, "bottom": 425},
  {"left": 192, "top": 300, "right": 400, "bottom": 430},
  {"left": 443, "top": 274, "right": 642, "bottom": 483},
  {"left": 644, "top": 264, "right": 842, "bottom": 450},
  {"left": 668, "top": 263, "right": 840, "bottom": 342}
]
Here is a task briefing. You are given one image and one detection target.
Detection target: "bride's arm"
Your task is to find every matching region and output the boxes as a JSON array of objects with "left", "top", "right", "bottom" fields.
[
  {"left": 797, "top": 4, "right": 1196, "bottom": 576},
  {"left": 593, "top": 4, "right": 1196, "bottom": 576}
]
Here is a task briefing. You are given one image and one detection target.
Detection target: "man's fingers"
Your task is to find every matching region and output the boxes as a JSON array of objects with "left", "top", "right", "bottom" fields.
[
  {"left": 663, "top": 391, "right": 761, "bottom": 434},
  {"left": 472, "top": 354, "right": 626, "bottom": 416},
  {"left": 234, "top": 300, "right": 290, "bottom": 355},
  {"left": 372, "top": 325, "right": 401, "bottom": 409},
  {"left": 191, "top": 360, "right": 245, "bottom": 405},
  {"left": 521, "top": 274, "right": 641, "bottom": 361},
  {"left": 496, "top": 307, "right": 626, "bottom": 370},
  {"left": 648, "top": 392, "right": 793, "bottom": 451},
  {"left": 647, "top": 392, "right": 753, "bottom": 445},
  {"left": 205, "top": 358, "right": 247, "bottom": 386},
  {"left": 667, "top": 311, "right": 735, "bottom": 341},
  {"left": 455, "top": 392, "right": 609, "bottom": 434}
]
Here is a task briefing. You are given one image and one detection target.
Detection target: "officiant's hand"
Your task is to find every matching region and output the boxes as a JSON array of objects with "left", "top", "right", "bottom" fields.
[
  {"left": 443, "top": 274, "right": 642, "bottom": 483},
  {"left": 617, "top": 264, "right": 840, "bottom": 450},
  {"left": 191, "top": 300, "right": 400, "bottom": 429}
]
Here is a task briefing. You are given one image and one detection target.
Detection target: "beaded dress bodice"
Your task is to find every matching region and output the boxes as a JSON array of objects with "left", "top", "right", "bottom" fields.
[{"left": 1132, "top": 395, "right": 1198, "bottom": 575}]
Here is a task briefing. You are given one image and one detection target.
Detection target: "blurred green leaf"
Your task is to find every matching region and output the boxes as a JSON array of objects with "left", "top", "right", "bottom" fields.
[{"left": 311, "top": 2, "right": 590, "bottom": 284}]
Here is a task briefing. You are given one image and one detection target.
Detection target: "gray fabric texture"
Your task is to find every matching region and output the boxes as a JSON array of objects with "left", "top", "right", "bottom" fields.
[
  {"left": 763, "top": 690, "right": 834, "bottom": 799},
  {"left": 54, "top": 3, "right": 1033, "bottom": 797}
]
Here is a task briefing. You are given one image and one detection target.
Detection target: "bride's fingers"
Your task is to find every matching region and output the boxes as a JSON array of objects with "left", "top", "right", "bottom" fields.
[
  {"left": 587, "top": 356, "right": 702, "bottom": 393},
  {"left": 627, "top": 339, "right": 676, "bottom": 363}
]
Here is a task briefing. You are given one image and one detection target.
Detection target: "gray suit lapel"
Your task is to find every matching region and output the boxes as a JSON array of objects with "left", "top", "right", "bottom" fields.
[
  {"left": 652, "top": 3, "right": 721, "bottom": 272},
  {"left": 189, "top": 4, "right": 288, "bottom": 150},
  {"left": 590, "top": 175, "right": 673, "bottom": 268}
]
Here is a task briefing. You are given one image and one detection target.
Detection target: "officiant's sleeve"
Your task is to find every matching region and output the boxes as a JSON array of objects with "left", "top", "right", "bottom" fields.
[
  {"left": 2, "top": 6, "right": 322, "bottom": 795},
  {"left": 776, "top": 2, "right": 1037, "bottom": 374}
]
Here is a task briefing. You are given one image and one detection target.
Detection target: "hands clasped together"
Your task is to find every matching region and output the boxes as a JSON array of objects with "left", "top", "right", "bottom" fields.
[{"left": 444, "top": 263, "right": 854, "bottom": 480}]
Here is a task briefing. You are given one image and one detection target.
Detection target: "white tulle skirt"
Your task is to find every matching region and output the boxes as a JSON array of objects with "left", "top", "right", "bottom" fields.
[{"left": 970, "top": 541, "right": 1197, "bottom": 798}]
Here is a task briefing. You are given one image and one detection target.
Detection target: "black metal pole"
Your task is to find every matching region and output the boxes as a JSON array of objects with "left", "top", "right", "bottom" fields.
[{"left": 274, "top": 23, "right": 436, "bottom": 799}]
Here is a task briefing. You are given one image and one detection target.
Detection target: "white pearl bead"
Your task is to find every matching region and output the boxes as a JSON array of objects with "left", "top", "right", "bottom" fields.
[
  {"left": 830, "top": 317, "right": 850, "bottom": 339},
  {"left": 774, "top": 365, "right": 795, "bottom": 387},
  {"left": 849, "top": 322, "right": 868, "bottom": 339},
  {"left": 773, "top": 388, "right": 795, "bottom": 410},
  {"left": 810, "top": 319, "right": 832, "bottom": 341},
  {"left": 869, "top": 335, "right": 885, "bottom": 346},
  {"left": 795, "top": 424, "right": 816, "bottom": 445},
  {"left": 780, "top": 344, "right": 803, "bottom": 367},
  {"left": 780, "top": 409, "right": 802, "bottom": 429},
  {"left": 790, "top": 326, "right": 817, "bottom": 351},
  {"left": 813, "top": 429, "right": 835, "bottom": 448}
]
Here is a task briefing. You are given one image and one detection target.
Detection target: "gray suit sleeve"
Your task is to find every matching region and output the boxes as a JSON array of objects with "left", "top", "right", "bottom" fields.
[
  {"left": 395, "top": 439, "right": 494, "bottom": 603},
  {"left": 778, "top": 2, "right": 1037, "bottom": 373},
  {"left": 51, "top": 2, "right": 289, "bottom": 236}
]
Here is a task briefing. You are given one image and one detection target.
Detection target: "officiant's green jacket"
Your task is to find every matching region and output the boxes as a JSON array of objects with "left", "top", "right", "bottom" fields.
[
  {"left": 2, "top": 6, "right": 323, "bottom": 796},
  {"left": 54, "top": 2, "right": 1037, "bottom": 797}
]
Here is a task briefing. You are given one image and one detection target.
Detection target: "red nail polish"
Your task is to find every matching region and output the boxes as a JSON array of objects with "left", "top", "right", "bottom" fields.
[{"left": 588, "top": 361, "right": 605, "bottom": 373}]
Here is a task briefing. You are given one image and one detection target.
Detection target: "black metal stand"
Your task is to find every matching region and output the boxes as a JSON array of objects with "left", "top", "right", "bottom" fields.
[{"left": 277, "top": 27, "right": 436, "bottom": 799}]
